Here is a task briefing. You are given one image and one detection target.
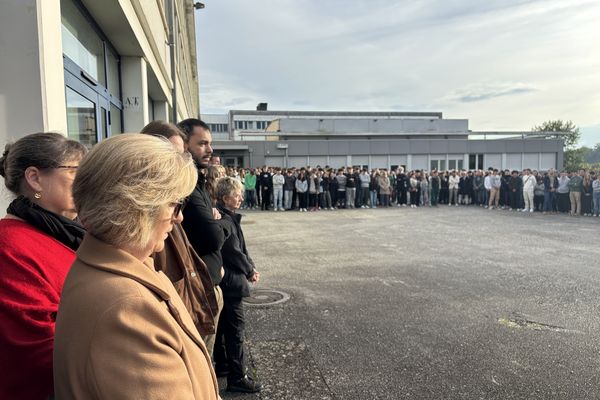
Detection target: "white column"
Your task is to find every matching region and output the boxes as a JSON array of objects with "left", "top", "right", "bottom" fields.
[
  {"left": 0, "top": 0, "right": 66, "bottom": 142},
  {"left": 501, "top": 153, "right": 507, "bottom": 170},
  {"left": 0, "top": 0, "right": 66, "bottom": 212},
  {"left": 121, "top": 57, "right": 149, "bottom": 132}
]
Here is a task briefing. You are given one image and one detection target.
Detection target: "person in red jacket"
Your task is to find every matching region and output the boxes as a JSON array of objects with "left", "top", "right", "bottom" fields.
[{"left": 0, "top": 132, "right": 86, "bottom": 400}]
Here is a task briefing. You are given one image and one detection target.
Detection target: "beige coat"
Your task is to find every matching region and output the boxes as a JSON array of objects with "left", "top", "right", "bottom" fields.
[{"left": 54, "top": 234, "right": 219, "bottom": 400}]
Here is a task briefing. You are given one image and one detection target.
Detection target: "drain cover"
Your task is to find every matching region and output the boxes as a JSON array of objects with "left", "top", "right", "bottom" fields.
[{"left": 244, "top": 288, "right": 290, "bottom": 307}]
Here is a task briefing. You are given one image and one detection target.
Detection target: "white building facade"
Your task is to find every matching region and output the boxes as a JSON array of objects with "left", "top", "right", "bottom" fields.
[{"left": 0, "top": 0, "right": 201, "bottom": 209}]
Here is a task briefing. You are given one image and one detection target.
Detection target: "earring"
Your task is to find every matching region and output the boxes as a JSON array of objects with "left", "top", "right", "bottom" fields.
[{"left": 34, "top": 192, "right": 41, "bottom": 199}]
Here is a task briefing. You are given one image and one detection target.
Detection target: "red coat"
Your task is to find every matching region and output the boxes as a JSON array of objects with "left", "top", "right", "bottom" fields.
[{"left": 0, "top": 218, "right": 75, "bottom": 400}]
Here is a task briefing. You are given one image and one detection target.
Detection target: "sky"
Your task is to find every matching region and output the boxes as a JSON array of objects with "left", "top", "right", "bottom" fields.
[{"left": 195, "top": 0, "right": 600, "bottom": 147}]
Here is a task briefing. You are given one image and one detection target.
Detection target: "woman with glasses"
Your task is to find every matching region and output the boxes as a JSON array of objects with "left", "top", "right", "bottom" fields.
[
  {"left": 0, "top": 132, "right": 86, "bottom": 400},
  {"left": 53, "top": 134, "right": 219, "bottom": 399}
]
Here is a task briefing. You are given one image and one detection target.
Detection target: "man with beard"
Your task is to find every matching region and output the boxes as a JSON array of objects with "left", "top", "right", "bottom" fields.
[{"left": 177, "top": 118, "right": 229, "bottom": 360}]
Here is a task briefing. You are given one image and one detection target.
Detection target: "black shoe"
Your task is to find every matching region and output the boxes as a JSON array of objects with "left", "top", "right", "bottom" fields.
[{"left": 227, "top": 375, "right": 262, "bottom": 393}]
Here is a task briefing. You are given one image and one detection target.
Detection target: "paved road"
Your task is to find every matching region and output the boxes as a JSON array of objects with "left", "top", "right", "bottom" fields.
[{"left": 221, "top": 207, "right": 600, "bottom": 399}]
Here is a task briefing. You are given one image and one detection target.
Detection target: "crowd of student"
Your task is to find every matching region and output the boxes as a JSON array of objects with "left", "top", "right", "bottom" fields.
[
  {"left": 222, "top": 166, "right": 600, "bottom": 217},
  {"left": 0, "top": 120, "right": 260, "bottom": 400},
  {"left": 1, "top": 119, "right": 598, "bottom": 399}
]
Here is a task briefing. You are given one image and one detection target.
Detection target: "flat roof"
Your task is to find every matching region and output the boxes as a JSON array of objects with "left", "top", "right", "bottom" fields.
[{"left": 230, "top": 110, "right": 443, "bottom": 118}]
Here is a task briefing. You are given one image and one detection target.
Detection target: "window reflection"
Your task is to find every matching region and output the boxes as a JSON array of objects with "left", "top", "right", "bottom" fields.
[{"left": 66, "top": 87, "right": 97, "bottom": 148}]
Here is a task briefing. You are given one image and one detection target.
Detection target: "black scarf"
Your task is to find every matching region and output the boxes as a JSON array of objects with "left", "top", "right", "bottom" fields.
[{"left": 7, "top": 196, "right": 85, "bottom": 251}]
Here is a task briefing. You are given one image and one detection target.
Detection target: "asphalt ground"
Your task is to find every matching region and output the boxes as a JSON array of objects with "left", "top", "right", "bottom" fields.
[{"left": 220, "top": 206, "right": 600, "bottom": 400}]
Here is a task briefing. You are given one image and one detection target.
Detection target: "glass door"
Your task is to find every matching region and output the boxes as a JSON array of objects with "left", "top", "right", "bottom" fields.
[
  {"left": 65, "top": 86, "right": 97, "bottom": 148},
  {"left": 65, "top": 69, "right": 111, "bottom": 147}
]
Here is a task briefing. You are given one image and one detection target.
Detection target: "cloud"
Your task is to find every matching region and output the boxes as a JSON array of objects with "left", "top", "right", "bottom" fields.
[
  {"left": 195, "top": 0, "right": 600, "bottom": 131},
  {"left": 580, "top": 125, "right": 600, "bottom": 147},
  {"left": 451, "top": 84, "right": 538, "bottom": 103}
]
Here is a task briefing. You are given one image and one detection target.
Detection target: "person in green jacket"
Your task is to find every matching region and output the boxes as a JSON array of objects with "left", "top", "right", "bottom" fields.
[
  {"left": 243, "top": 170, "right": 257, "bottom": 209},
  {"left": 568, "top": 170, "right": 584, "bottom": 215}
]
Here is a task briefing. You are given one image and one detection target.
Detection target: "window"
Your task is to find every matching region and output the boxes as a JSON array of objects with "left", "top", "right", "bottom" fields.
[
  {"left": 61, "top": 0, "right": 105, "bottom": 86},
  {"left": 66, "top": 86, "right": 97, "bottom": 148},
  {"left": 431, "top": 159, "right": 446, "bottom": 171},
  {"left": 61, "top": 0, "right": 122, "bottom": 145},
  {"left": 469, "top": 154, "right": 484, "bottom": 170}
]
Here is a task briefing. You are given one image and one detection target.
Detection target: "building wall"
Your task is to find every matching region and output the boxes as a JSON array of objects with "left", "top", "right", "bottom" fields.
[
  {"left": 0, "top": 0, "right": 200, "bottom": 211},
  {"left": 214, "top": 138, "right": 564, "bottom": 171},
  {"left": 277, "top": 118, "right": 468, "bottom": 134}
]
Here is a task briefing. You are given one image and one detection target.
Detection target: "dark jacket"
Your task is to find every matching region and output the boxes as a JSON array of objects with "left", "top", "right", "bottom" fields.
[
  {"left": 509, "top": 176, "right": 522, "bottom": 192},
  {"left": 543, "top": 175, "right": 558, "bottom": 192},
  {"left": 182, "top": 173, "right": 230, "bottom": 285},
  {"left": 321, "top": 176, "right": 332, "bottom": 191},
  {"left": 217, "top": 204, "right": 256, "bottom": 298},
  {"left": 459, "top": 176, "right": 469, "bottom": 194},
  {"left": 396, "top": 174, "right": 409, "bottom": 191},
  {"left": 283, "top": 174, "right": 296, "bottom": 191},
  {"left": 259, "top": 172, "right": 273, "bottom": 189},
  {"left": 346, "top": 173, "right": 356, "bottom": 188},
  {"left": 153, "top": 224, "right": 218, "bottom": 335}
]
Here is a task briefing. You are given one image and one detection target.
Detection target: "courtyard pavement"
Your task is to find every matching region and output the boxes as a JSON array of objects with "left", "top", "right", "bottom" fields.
[{"left": 220, "top": 206, "right": 600, "bottom": 400}]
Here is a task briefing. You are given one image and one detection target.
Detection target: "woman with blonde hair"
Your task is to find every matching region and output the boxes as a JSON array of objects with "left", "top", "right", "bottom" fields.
[{"left": 53, "top": 134, "right": 219, "bottom": 400}]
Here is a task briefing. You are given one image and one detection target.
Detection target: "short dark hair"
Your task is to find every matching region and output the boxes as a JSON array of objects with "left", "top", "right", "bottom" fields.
[
  {"left": 177, "top": 118, "right": 210, "bottom": 142},
  {"left": 141, "top": 120, "right": 186, "bottom": 141}
]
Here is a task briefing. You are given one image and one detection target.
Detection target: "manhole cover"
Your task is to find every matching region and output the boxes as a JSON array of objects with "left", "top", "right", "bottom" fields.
[{"left": 244, "top": 288, "right": 290, "bottom": 307}]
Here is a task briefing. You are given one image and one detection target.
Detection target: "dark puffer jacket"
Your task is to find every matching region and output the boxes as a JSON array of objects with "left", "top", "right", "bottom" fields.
[{"left": 216, "top": 204, "right": 256, "bottom": 298}]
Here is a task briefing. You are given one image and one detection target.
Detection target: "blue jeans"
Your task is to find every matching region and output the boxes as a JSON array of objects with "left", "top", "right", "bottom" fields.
[
  {"left": 245, "top": 189, "right": 256, "bottom": 208},
  {"left": 543, "top": 191, "right": 556, "bottom": 212},
  {"left": 370, "top": 190, "right": 378, "bottom": 207},
  {"left": 593, "top": 191, "right": 600, "bottom": 215},
  {"left": 273, "top": 187, "right": 283, "bottom": 209}
]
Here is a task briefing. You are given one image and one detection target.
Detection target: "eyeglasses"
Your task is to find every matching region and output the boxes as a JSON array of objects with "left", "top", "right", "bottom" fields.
[
  {"left": 171, "top": 197, "right": 188, "bottom": 218},
  {"left": 57, "top": 165, "right": 79, "bottom": 170}
]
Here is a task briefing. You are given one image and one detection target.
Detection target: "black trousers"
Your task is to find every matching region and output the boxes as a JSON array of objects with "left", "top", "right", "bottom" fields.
[
  {"left": 397, "top": 188, "right": 407, "bottom": 205},
  {"left": 214, "top": 296, "right": 246, "bottom": 382},
  {"left": 261, "top": 188, "right": 271, "bottom": 210},
  {"left": 509, "top": 190, "right": 519, "bottom": 209}
]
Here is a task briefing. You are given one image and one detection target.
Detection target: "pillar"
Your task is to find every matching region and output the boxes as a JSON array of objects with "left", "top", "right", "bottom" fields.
[{"left": 121, "top": 56, "right": 149, "bottom": 131}]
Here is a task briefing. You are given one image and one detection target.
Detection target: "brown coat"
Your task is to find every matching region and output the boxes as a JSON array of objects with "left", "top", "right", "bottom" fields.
[
  {"left": 153, "top": 224, "right": 218, "bottom": 335},
  {"left": 54, "top": 234, "right": 219, "bottom": 400}
]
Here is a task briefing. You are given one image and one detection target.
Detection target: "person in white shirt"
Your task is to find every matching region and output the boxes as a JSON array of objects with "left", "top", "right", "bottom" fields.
[
  {"left": 272, "top": 168, "right": 285, "bottom": 211},
  {"left": 483, "top": 171, "right": 492, "bottom": 208},
  {"left": 521, "top": 169, "right": 536, "bottom": 212},
  {"left": 448, "top": 170, "right": 460, "bottom": 206}
]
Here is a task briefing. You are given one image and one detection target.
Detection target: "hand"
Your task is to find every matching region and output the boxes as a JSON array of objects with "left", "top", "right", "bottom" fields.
[
  {"left": 212, "top": 208, "right": 221, "bottom": 220},
  {"left": 249, "top": 270, "right": 260, "bottom": 283}
]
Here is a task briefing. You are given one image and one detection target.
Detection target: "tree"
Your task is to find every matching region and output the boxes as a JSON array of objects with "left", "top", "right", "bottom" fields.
[
  {"left": 564, "top": 147, "right": 589, "bottom": 172},
  {"left": 586, "top": 143, "right": 600, "bottom": 164},
  {"left": 532, "top": 120, "right": 581, "bottom": 149}
]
